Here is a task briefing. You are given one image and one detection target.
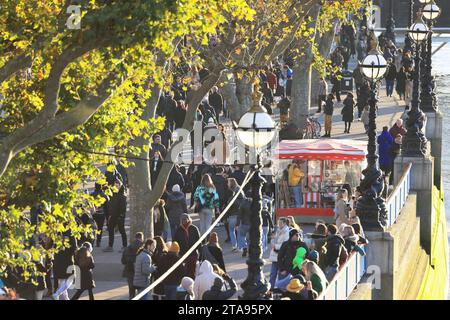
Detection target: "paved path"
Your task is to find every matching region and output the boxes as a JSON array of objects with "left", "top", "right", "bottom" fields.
[{"left": 69, "top": 87, "right": 406, "bottom": 300}]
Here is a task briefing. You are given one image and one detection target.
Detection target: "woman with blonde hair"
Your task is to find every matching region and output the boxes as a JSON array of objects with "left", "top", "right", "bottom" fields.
[
  {"left": 287, "top": 216, "right": 301, "bottom": 232},
  {"left": 301, "top": 260, "right": 328, "bottom": 295},
  {"left": 334, "top": 189, "right": 349, "bottom": 227},
  {"left": 194, "top": 174, "right": 220, "bottom": 238}
]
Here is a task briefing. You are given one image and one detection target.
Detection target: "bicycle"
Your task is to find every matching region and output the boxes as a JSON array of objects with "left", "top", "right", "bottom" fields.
[{"left": 303, "top": 114, "right": 321, "bottom": 139}]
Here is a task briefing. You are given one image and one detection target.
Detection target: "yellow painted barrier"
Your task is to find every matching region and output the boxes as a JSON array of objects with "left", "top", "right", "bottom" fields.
[{"left": 416, "top": 185, "right": 449, "bottom": 300}]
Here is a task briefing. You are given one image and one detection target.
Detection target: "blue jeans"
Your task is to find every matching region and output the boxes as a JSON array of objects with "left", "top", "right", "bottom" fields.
[
  {"left": 275, "top": 273, "right": 293, "bottom": 291},
  {"left": 164, "top": 285, "right": 178, "bottom": 300},
  {"left": 238, "top": 224, "right": 250, "bottom": 250},
  {"left": 386, "top": 80, "right": 395, "bottom": 97},
  {"left": 262, "top": 226, "right": 269, "bottom": 252},
  {"left": 136, "top": 287, "right": 149, "bottom": 300},
  {"left": 228, "top": 215, "right": 238, "bottom": 248},
  {"left": 292, "top": 186, "right": 303, "bottom": 208},
  {"left": 199, "top": 208, "right": 214, "bottom": 236},
  {"left": 269, "top": 262, "right": 279, "bottom": 290}
]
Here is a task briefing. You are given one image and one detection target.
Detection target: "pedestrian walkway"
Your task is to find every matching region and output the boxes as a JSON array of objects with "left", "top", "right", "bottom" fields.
[{"left": 69, "top": 86, "right": 407, "bottom": 300}]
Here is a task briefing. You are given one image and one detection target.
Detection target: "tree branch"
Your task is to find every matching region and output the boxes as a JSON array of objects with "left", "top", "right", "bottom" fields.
[{"left": 0, "top": 54, "right": 33, "bottom": 84}]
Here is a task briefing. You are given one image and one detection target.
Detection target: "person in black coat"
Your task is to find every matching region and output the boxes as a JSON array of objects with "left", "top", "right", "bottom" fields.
[
  {"left": 52, "top": 231, "right": 77, "bottom": 300},
  {"left": 237, "top": 196, "right": 252, "bottom": 257},
  {"left": 208, "top": 87, "right": 224, "bottom": 120},
  {"left": 104, "top": 181, "right": 127, "bottom": 252},
  {"left": 71, "top": 243, "right": 95, "bottom": 300},
  {"left": 164, "top": 93, "right": 178, "bottom": 131},
  {"left": 202, "top": 275, "right": 237, "bottom": 300},
  {"left": 173, "top": 214, "right": 201, "bottom": 279},
  {"left": 323, "top": 94, "right": 334, "bottom": 137},
  {"left": 323, "top": 224, "right": 347, "bottom": 281},
  {"left": 357, "top": 80, "right": 370, "bottom": 117},
  {"left": 91, "top": 183, "right": 110, "bottom": 247},
  {"left": 159, "top": 242, "right": 186, "bottom": 300},
  {"left": 167, "top": 165, "right": 185, "bottom": 192},
  {"left": 121, "top": 232, "right": 144, "bottom": 299},
  {"left": 396, "top": 67, "right": 407, "bottom": 100},
  {"left": 277, "top": 229, "right": 309, "bottom": 277},
  {"left": 341, "top": 92, "right": 355, "bottom": 134},
  {"left": 200, "top": 232, "right": 226, "bottom": 272},
  {"left": 174, "top": 100, "right": 187, "bottom": 129},
  {"left": 166, "top": 185, "right": 188, "bottom": 236},
  {"left": 384, "top": 59, "right": 397, "bottom": 97}
]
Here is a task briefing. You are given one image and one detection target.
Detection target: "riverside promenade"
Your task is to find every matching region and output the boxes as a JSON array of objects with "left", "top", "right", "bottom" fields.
[{"left": 68, "top": 91, "right": 406, "bottom": 300}]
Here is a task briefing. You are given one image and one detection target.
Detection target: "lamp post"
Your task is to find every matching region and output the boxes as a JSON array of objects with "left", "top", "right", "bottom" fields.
[
  {"left": 356, "top": 31, "right": 388, "bottom": 231},
  {"left": 402, "top": 12, "right": 429, "bottom": 157},
  {"left": 236, "top": 81, "right": 275, "bottom": 300},
  {"left": 404, "top": 0, "right": 415, "bottom": 52},
  {"left": 385, "top": 0, "right": 396, "bottom": 45},
  {"left": 420, "top": 0, "right": 441, "bottom": 112}
]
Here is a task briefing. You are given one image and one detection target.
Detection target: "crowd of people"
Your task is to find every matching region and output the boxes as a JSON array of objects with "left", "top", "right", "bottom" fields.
[{"left": 0, "top": 8, "right": 417, "bottom": 301}]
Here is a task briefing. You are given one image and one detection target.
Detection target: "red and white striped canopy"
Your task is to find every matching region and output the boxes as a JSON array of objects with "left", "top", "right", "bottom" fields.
[{"left": 275, "top": 139, "right": 367, "bottom": 161}]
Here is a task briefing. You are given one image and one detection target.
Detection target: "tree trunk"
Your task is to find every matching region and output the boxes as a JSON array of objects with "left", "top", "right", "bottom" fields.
[
  {"left": 291, "top": 61, "right": 313, "bottom": 130},
  {"left": 128, "top": 138, "right": 153, "bottom": 239},
  {"left": 127, "top": 84, "right": 162, "bottom": 239},
  {"left": 221, "top": 72, "right": 253, "bottom": 122},
  {"left": 311, "top": 20, "right": 339, "bottom": 108},
  {"left": 290, "top": 4, "right": 321, "bottom": 132}
]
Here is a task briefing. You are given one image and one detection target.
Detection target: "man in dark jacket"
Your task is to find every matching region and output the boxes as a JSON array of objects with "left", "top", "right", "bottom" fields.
[
  {"left": 278, "top": 229, "right": 309, "bottom": 277},
  {"left": 91, "top": 183, "right": 110, "bottom": 247},
  {"left": 208, "top": 87, "right": 224, "bottom": 120},
  {"left": 202, "top": 275, "right": 237, "bottom": 300},
  {"left": 167, "top": 165, "right": 185, "bottom": 192},
  {"left": 237, "top": 196, "right": 252, "bottom": 257},
  {"left": 150, "top": 134, "right": 168, "bottom": 159},
  {"left": 384, "top": 58, "right": 397, "bottom": 97},
  {"left": 121, "top": 232, "right": 144, "bottom": 299},
  {"left": 52, "top": 231, "right": 77, "bottom": 300},
  {"left": 173, "top": 214, "right": 201, "bottom": 279},
  {"left": 212, "top": 167, "right": 227, "bottom": 210},
  {"left": 323, "top": 224, "right": 347, "bottom": 281},
  {"left": 104, "top": 181, "right": 128, "bottom": 252},
  {"left": 166, "top": 184, "right": 188, "bottom": 236}
]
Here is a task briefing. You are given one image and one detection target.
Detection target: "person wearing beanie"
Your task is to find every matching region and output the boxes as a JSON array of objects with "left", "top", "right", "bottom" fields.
[
  {"left": 166, "top": 183, "right": 188, "bottom": 238},
  {"left": 200, "top": 232, "right": 226, "bottom": 272},
  {"left": 277, "top": 228, "right": 309, "bottom": 279},
  {"left": 169, "top": 241, "right": 180, "bottom": 254},
  {"left": 281, "top": 278, "right": 317, "bottom": 300},
  {"left": 158, "top": 241, "right": 186, "bottom": 300},
  {"left": 176, "top": 277, "right": 195, "bottom": 300},
  {"left": 307, "top": 250, "right": 320, "bottom": 265}
]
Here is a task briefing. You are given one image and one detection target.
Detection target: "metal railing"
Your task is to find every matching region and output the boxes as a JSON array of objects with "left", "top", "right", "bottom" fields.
[
  {"left": 317, "top": 163, "right": 413, "bottom": 300},
  {"left": 385, "top": 163, "right": 412, "bottom": 227},
  {"left": 316, "top": 249, "right": 367, "bottom": 300}
]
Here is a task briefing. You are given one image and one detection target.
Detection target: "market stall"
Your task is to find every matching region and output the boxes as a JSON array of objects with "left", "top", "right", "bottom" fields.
[{"left": 274, "top": 139, "right": 367, "bottom": 224}]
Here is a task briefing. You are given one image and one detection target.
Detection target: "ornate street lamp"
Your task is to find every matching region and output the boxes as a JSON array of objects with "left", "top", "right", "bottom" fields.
[
  {"left": 356, "top": 32, "right": 388, "bottom": 231},
  {"left": 402, "top": 12, "right": 430, "bottom": 157},
  {"left": 404, "top": 0, "right": 415, "bottom": 52},
  {"left": 385, "top": 0, "right": 396, "bottom": 45},
  {"left": 236, "top": 81, "right": 275, "bottom": 300},
  {"left": 420, "top": 0, "right": 441, "bottom": 112}
]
